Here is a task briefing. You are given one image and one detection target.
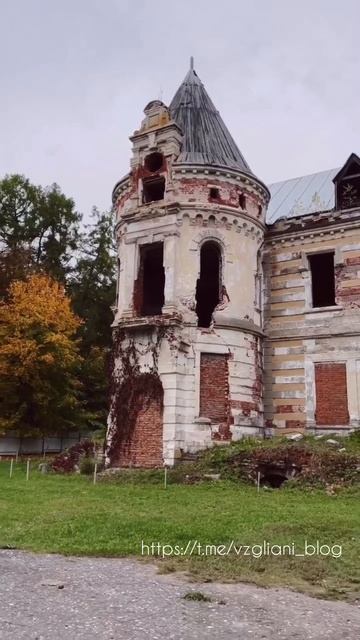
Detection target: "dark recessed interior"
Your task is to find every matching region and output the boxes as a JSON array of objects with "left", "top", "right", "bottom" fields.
[
  {"left": 196, "top": 241, "right": 221, "bottom": 328},
  {"left": 209, "top": 187, "right": 220, "bottom": 200},
  {"left": 142, "top": 176, "right": 165, "bottom": 203},
  {"left": 139, "top": 243, "right": 165, "bottom": 317},
  {"left": 309, "top": 252, "right": 336, "bottom": 308},
  {"left": 144, "top": 152, "right": 164, "bottom": 173}
]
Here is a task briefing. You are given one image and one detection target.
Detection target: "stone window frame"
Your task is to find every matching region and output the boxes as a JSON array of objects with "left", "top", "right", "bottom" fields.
[
  {"left": 301, "top": 246, "right": 343, "bottom": 312},
  {"left": 190, "top": 229, "right": 233, "bottom": 284},
  {"left": 194, "top": 343, "right": 230, "bottom": 419},
  {"left": 305, "top": 355, "right": 356, "bottom": 430}
]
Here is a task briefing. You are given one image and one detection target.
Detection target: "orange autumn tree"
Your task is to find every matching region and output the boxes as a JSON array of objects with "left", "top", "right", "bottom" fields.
[{"left": 0, "top": 274, "right": 88, "bottom": 436}]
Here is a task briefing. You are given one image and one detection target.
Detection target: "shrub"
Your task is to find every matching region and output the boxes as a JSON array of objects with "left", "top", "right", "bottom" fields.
[
  {"left": 51, "top": 439, "right": 95, "bottom": 473},
  {"left": 79, "top": 456, "right": 96, "bottom": 475}
]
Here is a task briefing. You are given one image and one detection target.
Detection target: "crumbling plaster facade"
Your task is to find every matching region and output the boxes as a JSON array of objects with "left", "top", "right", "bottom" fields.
[
  {"left": 264, "top": 208, "right": 360, "bottom": 435},
  {"left": 106, "top": 67, "right": 360, "bottom": 467}
]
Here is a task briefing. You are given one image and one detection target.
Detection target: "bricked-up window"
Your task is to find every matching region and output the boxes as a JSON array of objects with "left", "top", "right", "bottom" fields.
[
  {"left": 196, "top": 241, "right": 221, "bottom": 327},
  {"left": 315, "top": 363, "right": 349, "bottom": 425},
  {"left": 309, "top": 252, "right": 336, "bottom": 307},
  {"left": 135, "top": 243, "right": 165, "bottom": 316},
  {"left": 142, "top": 176, "right": 165, "bottom": 203},
  {"left": 200, "top": 353, "right": 229, "bottom": 422}
]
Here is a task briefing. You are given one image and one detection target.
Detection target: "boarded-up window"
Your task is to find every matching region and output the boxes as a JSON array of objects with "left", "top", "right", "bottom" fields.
[
  {"left": 199, "top": 353, "right": 229, "bottom": 422},
  {"left": 314, "top": 363, "right": 349, "bottom": 425}
]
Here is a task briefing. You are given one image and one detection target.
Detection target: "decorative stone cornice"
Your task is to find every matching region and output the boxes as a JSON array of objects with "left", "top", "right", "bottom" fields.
[
  {"left": 172, "top": 163, "right": 270, "bottom": 203},
  {"left": 266, "top": 206, "right": 360, "bottom": 245},
  {"left": 112, "top": 174, "right": 131, "bottom": 203},
  {"left": 213, "top": 313, "right": 264, "bottom": 337}
]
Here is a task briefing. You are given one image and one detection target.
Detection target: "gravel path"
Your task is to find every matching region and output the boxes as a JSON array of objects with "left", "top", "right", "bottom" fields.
[{"left": 0, "top": 550, "right": 359, "bottom": 639}]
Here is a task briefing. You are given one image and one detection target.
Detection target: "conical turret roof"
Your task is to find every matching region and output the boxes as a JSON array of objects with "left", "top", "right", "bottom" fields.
[{"left": 170, "top": 62, "right": 253, "bottom": 174}]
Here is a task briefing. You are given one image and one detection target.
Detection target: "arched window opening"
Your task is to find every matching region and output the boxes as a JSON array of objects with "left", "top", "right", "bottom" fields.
[
  {"left": 196, "top": 241, "right": 222, "bottom": 328},
  {"left": 144, "top": 152, "right": 164, "bottom": 173}
]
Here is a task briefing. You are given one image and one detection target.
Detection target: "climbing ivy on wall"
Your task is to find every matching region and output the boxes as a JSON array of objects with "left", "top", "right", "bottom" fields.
[{"left": 107, "top": 326, "right": 167, "bottom": 462}]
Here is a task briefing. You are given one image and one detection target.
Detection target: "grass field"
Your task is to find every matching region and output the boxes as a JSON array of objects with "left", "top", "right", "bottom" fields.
[{"left": 0, "top": 460, "right": 359, "bottom": 600}]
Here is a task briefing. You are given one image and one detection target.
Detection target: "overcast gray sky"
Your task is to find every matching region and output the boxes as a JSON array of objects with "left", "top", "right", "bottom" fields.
[{"left": 1, "top": 0, "right": 359, "bottom": 217}]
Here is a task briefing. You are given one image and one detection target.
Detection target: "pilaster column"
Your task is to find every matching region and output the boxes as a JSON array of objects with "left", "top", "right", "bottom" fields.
[
  {"left": 121, "top": 241, "right": 137, "bottom": 317},
  {"left": 162, "top": 233, "right": 178, "bottom": 314}
]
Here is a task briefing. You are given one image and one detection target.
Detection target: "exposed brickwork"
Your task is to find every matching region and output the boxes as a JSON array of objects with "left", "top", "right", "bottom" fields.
[
  {"left": 276, "top": 404, "right": 304, "bottom": 414},
  {"left": 200, "top": 353, "right": 230, "bottom": 437},
  {"left": 285, "top": 420, "right": 306, "bottom": 430},
  {"left": 116, "top": 393, "right": 163, "bottom": 468},
  {"left": 335, "top": 263, "right": 360, "bottom": 307},
  {"left": 177, "top": 177, "right": 263, "bottom": 218},
  {"left": 315, "top": 363, "right": 349, "bottom": 426},
  {"left": 345, "top": 256, "right": 360, "bottom": 266},
  {"left": 230, "top": 400, "right": 257, "bottom": 414}
]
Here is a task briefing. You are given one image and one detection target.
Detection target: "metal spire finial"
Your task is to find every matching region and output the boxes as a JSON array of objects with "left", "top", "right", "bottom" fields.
[{"left": 190, "top": 56, "right": 194, "bottom": 71}]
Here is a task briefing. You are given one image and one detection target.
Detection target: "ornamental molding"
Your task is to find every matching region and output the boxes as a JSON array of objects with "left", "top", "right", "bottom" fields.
[{"left": 172, "top": 163, "right": 270, "bottom": 202}]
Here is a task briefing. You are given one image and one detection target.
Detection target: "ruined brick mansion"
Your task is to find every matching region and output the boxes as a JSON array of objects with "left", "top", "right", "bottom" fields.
[{"left": 106, "top": 61, "right": 360, "bottom": 467}]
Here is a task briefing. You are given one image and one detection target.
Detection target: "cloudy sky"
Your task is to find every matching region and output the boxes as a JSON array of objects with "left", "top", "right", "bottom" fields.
[{"left": 1, "top": 0, "right": 359, "bottom": 217}]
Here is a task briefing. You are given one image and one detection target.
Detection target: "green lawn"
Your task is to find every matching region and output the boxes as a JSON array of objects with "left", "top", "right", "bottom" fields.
[{"left": 0, "top": 461, "right": 359, "bottom": 600}]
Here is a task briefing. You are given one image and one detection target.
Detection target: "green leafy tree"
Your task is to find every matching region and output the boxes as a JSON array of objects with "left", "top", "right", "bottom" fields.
[
  {"left": 70, "top": 209, "right": 116, "bottom": 433},
  {"left": 0, "top": 174, "right": 81, "bottom": 296}
]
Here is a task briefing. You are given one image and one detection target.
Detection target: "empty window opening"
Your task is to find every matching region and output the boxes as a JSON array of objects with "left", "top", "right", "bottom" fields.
[
  {"left": 142, "top": 176, "right": 165, "bottom": 203},
  {"left": 196, "top": 241, "right": 222, "bottom": 327},
  {"left": 209, "top": 187, "right": 220, "bottom": 200},
  {"left": 144, "top": 152, "right": 164, "bottom": 173},
  {"left": 136, "top": 243, "right": 165, "bottom": 316},
  {"left": 239, "top": 193, "right": 246, "bottom": 209},
  {"left": 309, "top": 252, "right": 336, "bottom": 308},
  {"left": 257, "top": 204, "right": 262, "bottom": 216}
]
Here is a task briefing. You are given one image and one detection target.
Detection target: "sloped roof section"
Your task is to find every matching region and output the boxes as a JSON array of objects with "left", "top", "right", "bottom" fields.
[
  {"left": 267, "top": 168, "right": 338, "bottom": 224},
  {"left": 170, "top": 65, "right": 253, "bottom": 174}
]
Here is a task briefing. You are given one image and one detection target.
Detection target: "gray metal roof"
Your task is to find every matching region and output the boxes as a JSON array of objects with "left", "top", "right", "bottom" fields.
[
  {"left": 170, "top": 65, "right": 253, "bottom": 175},
  {"left": 267, "top": 168, "right": 338, "bottom": 224}
]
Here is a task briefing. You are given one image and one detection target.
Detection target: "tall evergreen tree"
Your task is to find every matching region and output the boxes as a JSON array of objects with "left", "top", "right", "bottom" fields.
[
  {"left": 70, "top": 208, "right": 116, "bottom": 432},
  {"left": 71, "top": 208, "right": 116, "bottom": 351}
]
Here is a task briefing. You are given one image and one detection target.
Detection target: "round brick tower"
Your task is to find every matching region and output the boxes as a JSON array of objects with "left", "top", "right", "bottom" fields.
[{"left": 106, "top": 61, "right": 270, "bottom": 467}]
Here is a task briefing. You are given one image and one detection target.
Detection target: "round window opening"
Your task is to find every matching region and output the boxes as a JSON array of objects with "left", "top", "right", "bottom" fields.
[{"left": 144, "top": 152, "right": 163, "bottom": 173}]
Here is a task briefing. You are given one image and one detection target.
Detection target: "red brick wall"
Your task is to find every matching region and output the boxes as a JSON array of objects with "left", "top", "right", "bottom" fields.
[
  {"left": 116, "top": 393, "right": 163, "bottom": 467},
  {"left": 314, "top": 363, "right": 349, "bottom": 426},
  {"left": 200, "top": 353, "right": 229, "bottom": 422}
]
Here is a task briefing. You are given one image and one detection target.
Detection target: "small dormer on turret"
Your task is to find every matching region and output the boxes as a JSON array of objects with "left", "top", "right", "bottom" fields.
[{"left": 128, "top": 100, "right": 182, "bottom": 208}]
